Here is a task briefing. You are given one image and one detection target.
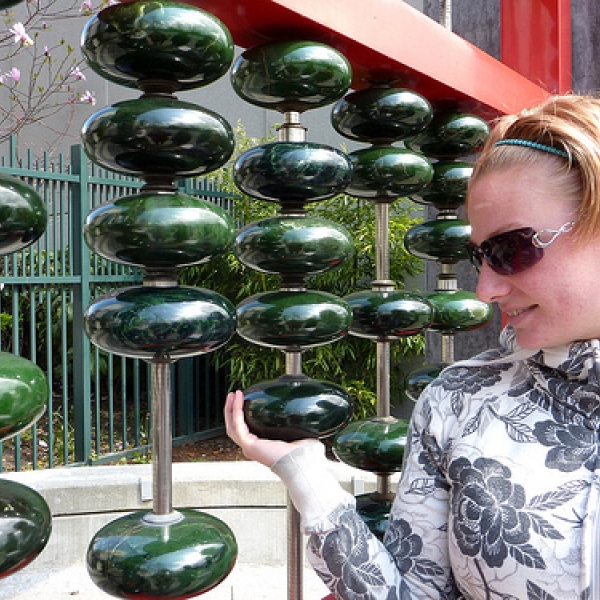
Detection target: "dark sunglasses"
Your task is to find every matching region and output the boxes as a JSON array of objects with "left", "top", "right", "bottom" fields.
[{"left": 467, "top": 221, "right": 574, "bottom": 275}]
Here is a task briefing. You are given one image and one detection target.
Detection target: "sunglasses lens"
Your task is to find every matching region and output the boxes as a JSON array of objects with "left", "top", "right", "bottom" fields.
[{"left": 473, "top": 228, "right": 544, "bottom": 275}]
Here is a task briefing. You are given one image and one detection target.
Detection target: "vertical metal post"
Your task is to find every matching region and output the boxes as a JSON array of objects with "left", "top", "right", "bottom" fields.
[
  {"left": 70, "top": 143, "right": 92, "bottom": 464},
  {"left": 150, "top": 354, "right": 174, "bottom": 516}
]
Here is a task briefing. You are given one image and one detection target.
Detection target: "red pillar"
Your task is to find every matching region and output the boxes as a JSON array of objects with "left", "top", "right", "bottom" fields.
[{"left": 501, "top": 0, "right": 572, "bottom": 93}]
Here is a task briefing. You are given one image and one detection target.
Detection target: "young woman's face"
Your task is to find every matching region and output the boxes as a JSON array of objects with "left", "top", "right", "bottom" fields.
[{"left": 467, "top": 162, "right": 600, "bottom": 349}]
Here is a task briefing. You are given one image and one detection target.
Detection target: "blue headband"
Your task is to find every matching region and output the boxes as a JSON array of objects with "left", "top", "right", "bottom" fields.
[{"left": 494, "top": 139, "right": 571, "bottom": 160}]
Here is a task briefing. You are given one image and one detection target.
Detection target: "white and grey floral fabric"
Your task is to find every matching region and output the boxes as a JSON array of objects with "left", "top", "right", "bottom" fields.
[{"left": 301, "top": 327, "right": 600, "bottom": 599}]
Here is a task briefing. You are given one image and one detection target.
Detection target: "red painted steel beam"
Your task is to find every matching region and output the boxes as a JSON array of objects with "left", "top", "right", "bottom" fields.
[
  {"left": 188, "top": 0, "right": 550, "bottom": 117},
  {"left": 501, "top": 0, "right": 572, "bottom": 93}
]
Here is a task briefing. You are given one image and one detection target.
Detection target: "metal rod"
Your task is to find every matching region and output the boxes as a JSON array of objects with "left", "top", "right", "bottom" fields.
[
  {"left": 287, "top": 497, "right": 304, "bottom": 600},
  {"left": 440, "top": 0, "right": 452, "bottom": 30},
  {"left": 376, "top": 341, "right": 390, "bottom": 417},
  {"left": 375, "top": 203, "right": 390, "bottom": 282},
  {"left": 150, "top": 354, "right": 174, "bottom": 516}
]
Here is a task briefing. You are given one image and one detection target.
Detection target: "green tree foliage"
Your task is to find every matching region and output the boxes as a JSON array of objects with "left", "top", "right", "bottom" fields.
[{"left": 181, "top": 123, "right": 427, "bottom": 418}]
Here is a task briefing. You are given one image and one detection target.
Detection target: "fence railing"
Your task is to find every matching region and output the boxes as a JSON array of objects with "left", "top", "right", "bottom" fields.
[{"left": 0, "top": 137, "right": 235, "bottom": 471}]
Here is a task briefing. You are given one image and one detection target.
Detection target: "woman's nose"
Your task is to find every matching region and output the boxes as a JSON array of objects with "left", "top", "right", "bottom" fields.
[{"left": 475, "top": 263, "right": 512, "bottom": 303}]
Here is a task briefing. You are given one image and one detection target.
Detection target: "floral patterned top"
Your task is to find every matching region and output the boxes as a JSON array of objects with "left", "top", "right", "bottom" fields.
[{"left": 272, "top": 327, "right": 600, "bottom": 599}]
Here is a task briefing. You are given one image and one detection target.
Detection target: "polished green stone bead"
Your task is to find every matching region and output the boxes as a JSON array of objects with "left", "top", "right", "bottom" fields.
[
  {"left": 346, "top": 147, "right": 433, "bottom": 199},
  {"left": 0, "top": 174, "right": 47, "bottom": 256},
  {"left": 0, "top": 0, "right": 23, "bottom": 9},
  {"left": 233, "top": 142, "right": 352, "bottom": 205},
  {"left": 81, "top": 1, "right": 234, "bottom": 91},
  {"left": 405, "top": 112, "right": 490, "bottom": 159},
  {"left": 235, "top": 216, "right": 352, "bottom": 275},
  {"left": 405, "top": 219, "right": 471, "bottom": 263},
  {"left": 333, "top": 416, "right": 409, "bottom": 473},
  {"left": 0, "top": 479, "right": 51, "bottom": 578},
  {"left": 87, "top": 509, "right": 237, "bottom": 599},
  {"left": 344, "top": 290, "right": 433, "bottom": 340},
  {"left": 236, "top": 290, "right": 351, "bottom": 350},
  {"left": 243, "top": 374, "right": 353, "bottom": 441},
  {"left": 331, "top": 87, "right": 432, "bottom": 143},
  {"left": 84, "top": 285, "right": 236, "bottom": 359},
  {"left": 231, "top": 40, "right": 351, "bottom": 112},
  {"left": 81, "top": 97, "right": 234, "bottom": 178},
  {"left": 427, "top": 289, "right": 492, "bottom": 332},
  {"left": 412, "top": 161, "right": 473, "bottom": 210},
  {"left": 84, "top": 191, "right": 234, "bottom": 269},
  {"left": 356, "top": 493, "right": 393, "bottom": 541},
  {"left": 404, "top": 363, "right": 447, "bottom": 403},
  {"left": 0, "top": 352, "right": 48, "bottom": 442}
]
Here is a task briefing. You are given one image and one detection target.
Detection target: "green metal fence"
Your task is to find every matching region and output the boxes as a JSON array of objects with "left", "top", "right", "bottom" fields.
[{"left": 0, "top": 137, "right": 235, "bottom": 471}]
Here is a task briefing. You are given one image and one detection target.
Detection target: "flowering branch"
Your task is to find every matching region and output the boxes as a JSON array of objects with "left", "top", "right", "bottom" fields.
[{"left": 0, "top": 0, "right": 109, "bottom": 155}]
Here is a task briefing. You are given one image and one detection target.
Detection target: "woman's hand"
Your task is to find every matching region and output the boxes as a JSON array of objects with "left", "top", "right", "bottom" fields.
[{"left": 224, "top": 390, "right": 312, "bottom": 468}]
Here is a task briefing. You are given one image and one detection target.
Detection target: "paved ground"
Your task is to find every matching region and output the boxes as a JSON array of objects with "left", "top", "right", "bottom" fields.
[{"left": 0, "top": 561, "right": 331, "bottom": 600}]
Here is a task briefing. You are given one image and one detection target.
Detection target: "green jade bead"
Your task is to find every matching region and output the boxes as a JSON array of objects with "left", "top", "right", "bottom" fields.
[
  {"left": 81, "top": 97, "right": 234, "bottom": 179},
  {"left": 87, "top": 509, "right": 237, "bottom": 599},
  {"left": 81, "top": 1, "right": 234, "bottom": 91},
  {"left": 236, "top": 290, "right": 351, "bottom": 350},
  {"left": 235, "top": 216, "right": 353, "bottom": 275},
  {"left": 427, "top": 289, "right": 492, "bottom": 332},
  {"left": 243, "top": 374, "right": 353, "bottom": 441},
  {"left": 405, "top": 219, "right": 471, "bottom": 263},
  {"left": 0, "top": 480, "right": 52, "bottom": 578},
  {"left": 0, "top": 352, "right": 48, "bottom": 442},
  {"left": 331, "top": 87, "right": 432, "bottom": 143},
  {"left": 231, "top": 40, "right": 351, "bottom": 112},
  {"left": 333, "top": 416, "right": 409, "bottom": 474},
  {"left": 0, "top": 174, "right": 47, "bottom": 256},
  {"left": 344, "top": 290, "right": 433, "bottom": 340},
  {"left": 233, "top": 142, "right": 352, "bottom": 205},
  {"left": 346, "top": 147, "right": 433, "bottom": 200},
  {"left": 355, "top": 493, "right": 393, "bottom": 541},
  {"left": 412, "top": 161, "right": 473, "bottom": 210},
  {"left": 405, "top": 112, "right": 490, "bottom": 159},
  {"left": 84, "top": 285, "right": 236, "bottom": 360},
  {"left": 404, "top": 363, "right": 447, "bottom": 403},
  {"left": 84, "top": 191, "right": 235, "bottom": 269}
]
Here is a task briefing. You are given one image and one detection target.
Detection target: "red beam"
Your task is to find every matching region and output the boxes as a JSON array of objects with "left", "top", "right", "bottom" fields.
[
  {"left": 501, "top": 0, "right": 572, "bottom": 93},
  {"left": 188, "top": 0, "right": 550, "bottom": 117}
]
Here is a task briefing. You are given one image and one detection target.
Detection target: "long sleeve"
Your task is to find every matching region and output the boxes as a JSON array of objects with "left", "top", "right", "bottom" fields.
[{"left": 271, "top": 396, "right": 458, "bottom": 600}]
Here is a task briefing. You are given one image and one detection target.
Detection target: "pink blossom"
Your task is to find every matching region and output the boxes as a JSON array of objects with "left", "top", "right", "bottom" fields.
[
  {"left": 80, "top": 0, "right": 93, "bottom": 12},
  {"left": 81, "top": 90, "right": 96, "bottom": 105},
  {"left": 9, "top": 22, "right": 34, "bottom": 46},
  {"left": 7, "top": 67, "right": 20, "bottom": 83},
  {"left": 71, "top": 67, "right": 86, "bottom": 81}
]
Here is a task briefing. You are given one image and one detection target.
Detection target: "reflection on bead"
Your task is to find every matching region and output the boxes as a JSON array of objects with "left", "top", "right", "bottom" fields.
[
  {"left": 427, "top": 289, "right": 492, "bottom": 332},
  {"left": 404, "top": 363, "right": 447, "bottom": 403},
  {"left": 356, "top": 493, "right": 393, "bottom": 540},
  {"left": 0, "top": 480, "right": 51, "bottom": 578},
  {"left": 0, "top": 352, "right": 48, "bottom": 442},
  {"left": 81, "top": 97, "right": 234, "bottom": 178},
  {"left": 243, "top": 374, "right": 353, "bottom": 441},
  {"left": 236, "top": 290, "right": 351, "bottom": 350},
  {"left": 87, "top": 509, "right": 237, "bottom": 599},
  {"left": 84, "top": 286, "right": 236, "bottom": 359},
  {"left": 344, "top": 290, "right": 433, "bottom": 340},
  {"left": 235, "top": 216, "right": 353, "bottom": 275},
  {"left": 405, "top": 219, "right": 471, "bottom": 263},
  {"left": 231, "top": 40, "right": 351, "bottom": 112},
  {"left": 333, "top": 416, "right": 409, "bottom": 473},
  {"left": 81, "top": 1, "right": 234, "bottom": 91},
  {"left": 405, "top": 112, "right": 490, "bottom": 159},
  {"left": 412, "top": 161, "right": 473, "bottom": 210},
  {"left": 332, "top": 87, "right": 432, "bottom": 143},
  {"left": 84, "top": 191, "right": 235, "bottom": 269},
  {"left": 233, "top": 142, "right": 352, "bottom": 204},
  {"left": 346, "top": 147, "right": 432, "bottom": 199},
  {"left": 0, "top": 174, "right": 47, "bottom": 256}
]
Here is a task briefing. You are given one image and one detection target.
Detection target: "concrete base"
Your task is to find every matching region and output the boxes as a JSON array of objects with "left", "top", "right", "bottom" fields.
[{"left": 0, "top": 459, "right": 393, "bottom": 599}]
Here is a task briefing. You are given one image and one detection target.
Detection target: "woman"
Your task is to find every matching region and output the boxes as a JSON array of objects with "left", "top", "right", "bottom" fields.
[{"left": 225, "top": 94, "right": 600, "bottom": 599}]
